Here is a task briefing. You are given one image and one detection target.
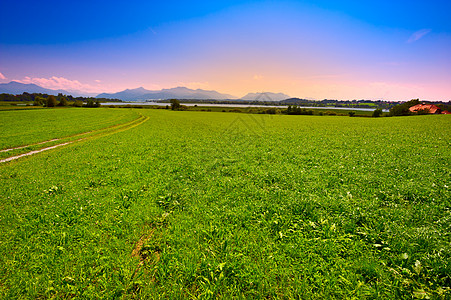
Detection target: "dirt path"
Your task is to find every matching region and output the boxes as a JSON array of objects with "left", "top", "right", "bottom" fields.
[
  {"left": 0, "top": 141, "right": 76, "bottom": 163},
  {"left": 0, "top": 139, "right": 60, "bottom": 153}
]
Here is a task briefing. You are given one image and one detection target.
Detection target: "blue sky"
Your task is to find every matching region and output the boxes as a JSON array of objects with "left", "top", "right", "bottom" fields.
[{"left": 1, "top": 0, "right": 450, "bottom": 100}]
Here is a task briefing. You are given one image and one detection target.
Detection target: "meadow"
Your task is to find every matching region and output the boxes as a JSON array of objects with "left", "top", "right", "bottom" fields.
[
  {"left": 0, "top": 108, "right": 449, "bottom": 299},
  {"left": 0, "top": 108, "right": 140, "bottom": 149}
]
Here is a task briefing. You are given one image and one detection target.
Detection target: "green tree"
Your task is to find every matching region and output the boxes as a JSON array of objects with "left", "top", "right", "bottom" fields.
[
  {"left": 404, "top": 99, "right": 421, "bottom": 107},
  {"left": 85, "top": 100, "right": 101, "bottom": 107},
  {"left": 389, "top": 105, "right": 410, "bottom": 116},
  {"left": 58, "top": 96, "right": 68, "bottom": 106},
  {"left": 286, "top": 105, "right": 292, "bottom": 114},
  {"left": 170, "top": 99, "right": 181, "bottom": 110},
  {"left": 33, "top": 96, "right": 45, "bottom": 106},
  {"left": 21, "top": 92, "right": 33, "bottom": 102},
  {"left": 73, "top": 100, "right": 83, "bottom": 107},
  {"left": 265, "top": 108, "right": 278, "bottom": 114},
  {"left": 372, "top": 108, "right": 383, "bottom": 117},
  {"left": 46, "top": 95, "right": 57, "bottom": 107}
]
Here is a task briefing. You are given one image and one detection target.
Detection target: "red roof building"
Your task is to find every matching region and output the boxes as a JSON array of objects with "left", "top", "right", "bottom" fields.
[{"left": 409, "top": 104, "right": 442, "bottom": 114}]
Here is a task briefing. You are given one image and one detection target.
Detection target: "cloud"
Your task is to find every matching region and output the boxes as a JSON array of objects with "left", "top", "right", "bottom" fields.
[
  {"left": 17, "top": 76, "right": 101, "bottom": 93},
  {"left": 407, "top": 29, "right": 431, "bottom": 43},
  {"left": 95, "top": 79, "right": 101, "bottom": 83},
  {"left": 0, "top": 72, "right": 6, "bottom": 80},
  {"left": 253, "top": 75, "right": 263, "bottom": 80}
]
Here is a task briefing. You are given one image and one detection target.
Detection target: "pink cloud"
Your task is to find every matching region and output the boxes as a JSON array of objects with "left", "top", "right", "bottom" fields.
[
  {"left": 17, "top": 76, "right": 102, "bottom": 93},
  {"left": 407, "top": 29, "right": 431, "bottom": 43},
  {"left": 0, "top": 72, "right": 6, "bottom": 80}
]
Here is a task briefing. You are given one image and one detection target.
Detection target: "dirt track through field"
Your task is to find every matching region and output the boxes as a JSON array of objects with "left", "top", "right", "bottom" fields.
[
  {"left": 0, "top": 113, "right": 148, "bottom": 163},
  {"left": 0, "top": 139, "right": 60, "bottom": 153},
  {"left": 0, "top": 141, "right": 76, "bottom": 163}
]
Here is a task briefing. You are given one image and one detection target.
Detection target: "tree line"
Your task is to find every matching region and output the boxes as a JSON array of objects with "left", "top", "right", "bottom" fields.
[
  {"left": 34, "top": 95, "right": 101, "bottom": 107},
  {"left": 33, "top": 95, "right": 101, "bottom": 107},
  {"left": 159, "top": 98, "right": 399, "bottom": 110},
  {"left": 168, "top": 99, "right": 386, "bottom": 117},
  {"left": 0, "top": 92, "right": 121, "bottom": 107}
]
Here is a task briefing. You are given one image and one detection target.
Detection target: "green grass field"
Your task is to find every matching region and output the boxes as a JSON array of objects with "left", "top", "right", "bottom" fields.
[
  {"left": 0, "top": 108, "right": 140, "bottom": 149},
  {"left": 0, "top": 109, "right": 449, "bottom": 299}
]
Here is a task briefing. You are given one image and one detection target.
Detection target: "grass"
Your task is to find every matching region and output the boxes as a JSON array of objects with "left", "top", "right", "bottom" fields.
[
  {"left": 0, "top": 108, "right": 140, "bottom": 149},
  {"left": 0, "top": 109, "right": 449, "bottom": 299}
]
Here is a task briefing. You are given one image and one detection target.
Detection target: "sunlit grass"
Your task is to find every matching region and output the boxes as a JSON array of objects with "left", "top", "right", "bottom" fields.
[
  {"left": 0, "top": 108, "right": 139, "bottom": 149},
  {"left": 0, "top": 110, "right": 449, "bottom": 298}
]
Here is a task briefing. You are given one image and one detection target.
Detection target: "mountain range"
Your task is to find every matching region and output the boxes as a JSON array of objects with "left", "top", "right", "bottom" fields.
[
  {"left": 96, "top": 86, "right": 237, "bottom": 101},
  {"left": 97, "top": 88, "right": 290, "bottom": 101},
  {"left": 241, "top": 92, "right": 291, "bottom": 102},
  {"left": 0, "top": 81, "right": 291, "bottom": 101},
  {"left": 0, "top": 81, "right": 76, "bottom": 96}
]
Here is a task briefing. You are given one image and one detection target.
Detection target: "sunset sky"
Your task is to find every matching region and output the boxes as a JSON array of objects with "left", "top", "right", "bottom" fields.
[{"left": 1, "top": 0, "right": 450, "bottom": 100}]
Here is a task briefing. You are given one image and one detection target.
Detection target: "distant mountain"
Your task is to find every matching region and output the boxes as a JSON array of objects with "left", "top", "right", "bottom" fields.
[
  {"left": 96, "top": 86, "right": 237, "bottom": 101},
  {"left": 96, "top": 87, "right": 152, "bottom": 101},
  {"left": 0, "top": 81, "right": 75, "bottom": 96},
  {"left": 241, "top": 92, "right": 290, "bottom": 101},
  {"left": 1, "top": 81, "right": 290, "bottom": 101}
]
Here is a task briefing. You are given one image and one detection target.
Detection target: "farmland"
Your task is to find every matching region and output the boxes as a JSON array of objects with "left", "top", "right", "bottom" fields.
[
  {"left": 0, "top": 108, "right": 140, "bottom": 149},
  {"left": 0, "top": 108, "right": 450, "bottom": 299}
]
